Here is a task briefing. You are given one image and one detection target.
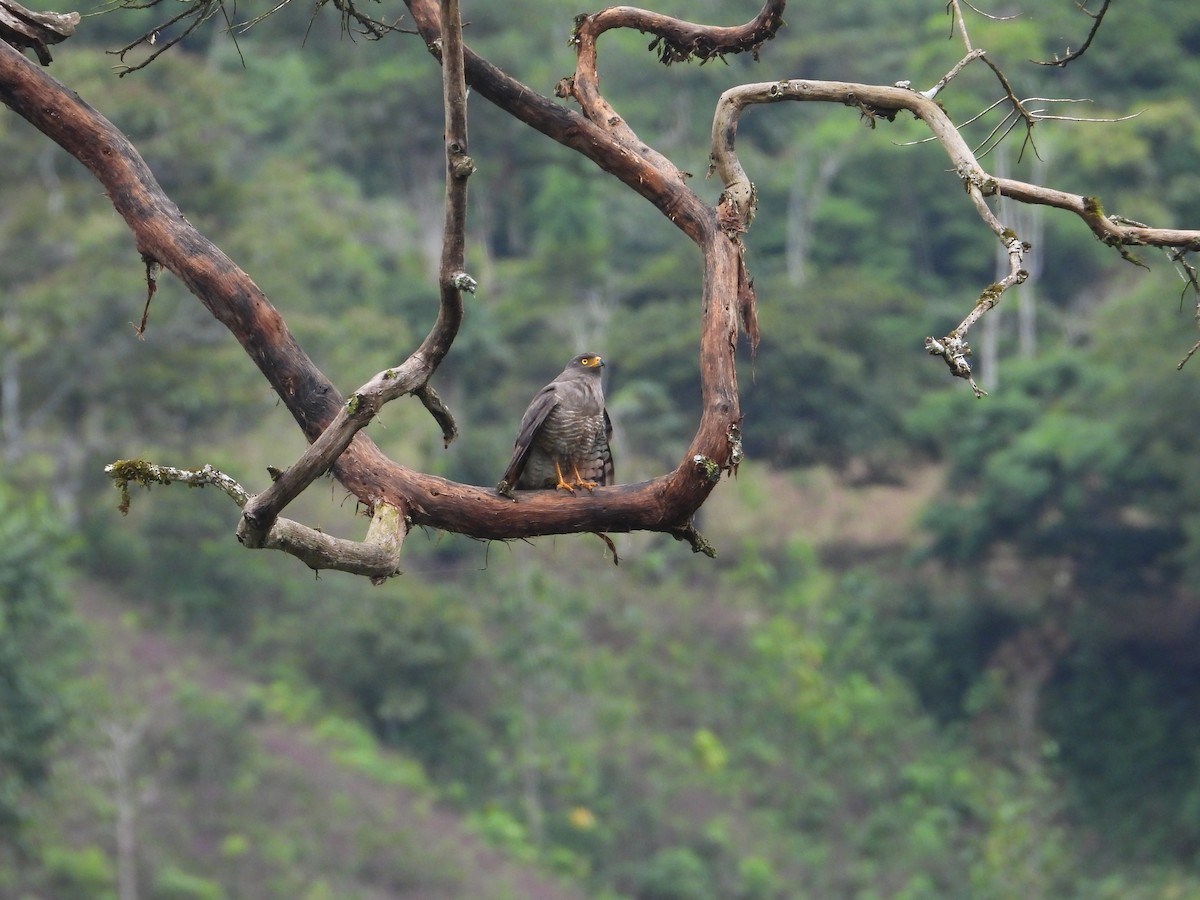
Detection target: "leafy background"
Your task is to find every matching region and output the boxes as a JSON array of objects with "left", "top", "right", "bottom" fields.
[{"left": 4, "top": 0, "right": 1200, "bottom": 897}]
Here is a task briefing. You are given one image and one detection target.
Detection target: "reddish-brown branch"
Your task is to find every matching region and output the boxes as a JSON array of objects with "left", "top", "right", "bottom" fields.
[
  {"left": 0, "top": 9, "right": 746, "bottom": 554},
  {"left": 8, "top": 0, "right": 1200, "bottom": 571},
  {"left": 562, "top": 1, "right": 785, "bottom": 178},
  {"left": 578, "top": 2, "right": 785, "bottom": 66},
  {"left": 0, "top": 41, "right": 343, "bottom": 443},
  {"left": 0, "top": 41, "right": 418, "bottom": 550},
  {"left": 398, "top": 0, "right": 759, "bottom": 535}
]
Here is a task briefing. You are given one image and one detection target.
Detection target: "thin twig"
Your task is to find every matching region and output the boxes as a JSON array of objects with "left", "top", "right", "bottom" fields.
[
  {"left": 1033, "top": 0, "right": 1112, "bottom": 67},
  {"left": 921, "top": 48, "right": 984, "bottom": 100},
  {"left": 107, "top": 0, "right": 221, "bottom": 75}
]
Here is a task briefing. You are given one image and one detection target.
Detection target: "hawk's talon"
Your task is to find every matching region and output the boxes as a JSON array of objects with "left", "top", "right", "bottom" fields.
[
  {"left": 571, "top": 464, "right": 597, "bottom": 493},
  {"left": 554, "top": 462, "right": 577, "bottom": 493}
]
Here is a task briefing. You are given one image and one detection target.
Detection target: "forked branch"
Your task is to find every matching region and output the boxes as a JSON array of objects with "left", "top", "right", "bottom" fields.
[
  {"left": 709, "top": 78, "right": 1200, "bottom": 393},
  {"left": 238, "top": 0, "right": 473, "bottom": 558},
  {"left": 106, "top": 460, "right": 405, "bottom": 580},
  {"left": 2, "top": 2, "right": 778, "bottom": 576},
  {"left": 7, "top": 0, "right": 1200, "bottom": 578}
]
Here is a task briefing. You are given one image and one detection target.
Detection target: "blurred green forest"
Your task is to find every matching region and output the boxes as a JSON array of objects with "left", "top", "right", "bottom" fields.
[{"left": 5, "top": 0, "right": 1200, "bottom": 896}]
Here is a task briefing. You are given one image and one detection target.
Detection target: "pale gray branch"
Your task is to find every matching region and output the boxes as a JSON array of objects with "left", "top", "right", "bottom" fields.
[
  {"left": 0, "top": 0, "right": 77, "bottom": 64},
  {"left": 709, "top": 78, "right": 1200, "bottom": 391},
  {"left": 104, "top": 458, "right": 405, "bottom": 578},
  {"left": 252, "top": 501, "right": 406, "bottom": 582}
]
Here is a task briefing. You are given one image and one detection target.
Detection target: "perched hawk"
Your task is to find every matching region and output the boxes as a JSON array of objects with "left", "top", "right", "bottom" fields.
[{"left": 497, "top": 353, "right": 615, "bottom": 496}]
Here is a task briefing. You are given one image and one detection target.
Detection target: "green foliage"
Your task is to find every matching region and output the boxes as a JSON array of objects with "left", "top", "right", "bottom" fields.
[
  {"left": 7, "top": 0, "right": 1200, "bottom": 897},
  {"left": 635, "top": 846, "right": 716, "bottom": 900},
  {"left": 904, "top": 268, "right": 1200, "bottom": 878},
  {"left": 908, "top": 349, "right": 1180, "bottom": 591},
  {"left": 736, "top": 855, "right": 782, "bottom": 900},
  {"left": 1047, "top": 644, "right": 1200, "bottom": 862},
  {"left": 743, "top": 265, "right": 941, "bottom": 474},
  {"left": 966, "top": 767, "right": 1075, "bottom": 900},
  {"left": 152, "top": 865, "right": 227, "bottom": 900},
  {"left": 297, "top": 580, "right": 482, "bottom": 781},
  {"left": 152, "top": 681, "right": 258, "bottom": 788},
  {"left": 87, "top": 489, "right": 292, "bottom": 635},
  {"left": 313, "top": 714, "right": 429, "bottom": 790},
  {"left": 0, "top": 484, "right": 80, "bottom": 833},
  {"left": 467, "top": 806, "right": 539, "bottom": 865},
  {"left": 38, "top": 844, "right": 116, "bottom": 900}
]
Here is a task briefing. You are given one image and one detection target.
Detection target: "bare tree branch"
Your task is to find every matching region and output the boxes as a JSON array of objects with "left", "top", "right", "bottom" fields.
[
  {"left": 1033, "top": 0, "right": 1113, "bottom": 68},
  {"left": 106, "top": 459, "right": 251, "bottom": 512},
  {"left": 429, "top": 0, "right": 472, "bottom": 384},
  {"left": 105, "top": 459, "right": 406, "bottom": 579},
  {"left": 0, "top": 0, "right": 77, "bottom": 64},
  {"left": 237, "top": 0, "right": 472, "bottom": 554},
  {"left": 107, "top": 0, "right": 224, "bottom": 75},
  {"left": 6, "top": 0, "right": 1200, "bottom": 575},
  {"left": 0, "top": 3, "right": 777, "bottom": 573},
  {"left": 557, "top": 3, "right": 785, "bottom": 185},
  {"left": 921, "top": 48, "right": 985, "bottom": 101},
  {"left": 709, "top": 77, "right": 1200, "bottom": 394}
]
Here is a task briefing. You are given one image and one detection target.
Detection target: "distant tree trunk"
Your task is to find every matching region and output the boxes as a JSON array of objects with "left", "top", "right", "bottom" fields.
[
  {"left": 786, "top": 150, "right": 845, "bottom": 286},
  {"left": 992, "top": 623, "right": 1072, "bottom": 771},
  {"left": 101, "top": 716, "right": 152, "bottom": 900},
  {"left": 518, "top": 681, "right": 546, "bottom": 848},
  {"left": 0, "top": 313, "right": 20, "bottom": 462},
  {"left": 1018, "top": 153, "right": 1047, "bottom": 359},
  {"left": 982, "top": 148, "right": 1047, "bottom": 390}
]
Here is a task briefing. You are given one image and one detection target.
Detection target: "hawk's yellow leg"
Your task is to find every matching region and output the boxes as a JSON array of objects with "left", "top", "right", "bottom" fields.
[{"left": 553, "top": 461, "right": 577, "bottom": 493}]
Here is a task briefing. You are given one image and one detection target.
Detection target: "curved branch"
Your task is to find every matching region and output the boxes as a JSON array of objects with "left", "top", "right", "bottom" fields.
[
  {"left": 240, "top": 0, "right": 472, "bottom": 547},
  {"left": 0, "top": 41, "right": 348, "bottom": 438},
  {"left": 991, "top": 181, "right": 1200, "bottom": 249},
  {"left": 104, "top": 459, "right": 405, "bottom": 579},
  {"left": 257, "top": 502, "right": 405, "bottom": 581},
  {"left": 710, "top": 78, "right": 1200, "bottom": 391},
  {"left": 400, "top": 0, "right": 754, "bottom": 522},
  {"left": 579, "top": 2, "right": 785, "bottom": 66},
  {"left": 0, "top": 7, "right": 748, "bottom": 565},
  {"left": 406, "top": 0, "right": 711, "bottom": 240},
  {"left": 563, "top": 1, "right": 784, "bottom": 169},
  {"left": 1033, "top": 0, "right": 1112, "bottom": 68}
]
